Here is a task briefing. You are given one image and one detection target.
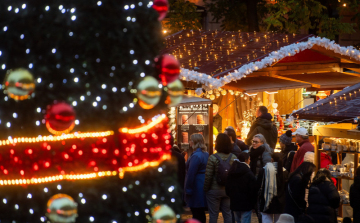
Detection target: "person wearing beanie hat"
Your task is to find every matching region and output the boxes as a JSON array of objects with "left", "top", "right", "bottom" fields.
[
  {"left": 279, "top": 130, "right": 297, "bottom": 172},
  {"left": 276, "top": 214, "right": 294, "bottom": 223}
]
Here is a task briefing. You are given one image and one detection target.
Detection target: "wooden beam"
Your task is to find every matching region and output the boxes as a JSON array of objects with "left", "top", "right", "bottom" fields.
[
  {"left": 311, "top": 45, "right": 360, "bottom": 64},
  {"left": 340, "top": 63, "right": 360, "bottom": 69},
  {"left": 271, "top": 67, "right": 341, "bottom": 75},
  {"left": 341, "top": 72, "right": 360, "bottom": 78},
  {"left": 222, "top": 84, "right": 245, "bottom": 92},
  {"left": 269, "top": 74, "right": 321, "bottom": 88}
]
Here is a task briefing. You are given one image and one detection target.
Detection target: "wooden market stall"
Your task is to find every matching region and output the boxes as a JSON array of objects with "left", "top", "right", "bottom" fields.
[
  {"left": 162, "top": 30, "right": 360, "bottom": 136},
  {"left": 295, "top": 82, "right": 360, "bottom": 219}
]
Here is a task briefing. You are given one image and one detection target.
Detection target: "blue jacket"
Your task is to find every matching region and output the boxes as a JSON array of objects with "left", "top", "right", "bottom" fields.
[{"left": 185, "top": 148, "right": 209, "bottom": 207}]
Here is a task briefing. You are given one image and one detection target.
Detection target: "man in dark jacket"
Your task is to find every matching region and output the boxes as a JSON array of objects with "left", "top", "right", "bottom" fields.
[
  {"left": 226, "top": 152, "right": 256, "bottom": 223},
  {"left": 290, "top": 128, "right": 314, "bottom": 173},
  {"left": 224, "top": 128, "right": 241, "bottom": 158},
  {"left": 245, "top": 106, "right": 277, "bottom": 150}
]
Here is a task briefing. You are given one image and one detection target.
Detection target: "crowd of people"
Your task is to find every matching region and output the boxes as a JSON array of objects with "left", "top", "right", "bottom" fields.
[{"left": 171, "top": 106, "right": 360, "bottom": 223}]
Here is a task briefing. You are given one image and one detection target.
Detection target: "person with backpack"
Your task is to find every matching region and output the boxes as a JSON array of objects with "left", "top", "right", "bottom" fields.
[
  {"left": 285, "top": 162, "right": 316, "bottom": 222},
  {"left": 226, "top": 152, "right": 257, "bottom": 223},
  {"left": 279, "top": 130, "right": 297, "bottom": 172},
  {"left": 185, "top": 134, "right": 209, "bottom": 223},
  {"left": 307, "top": 169, "right": 340, "bottom": 223},
  {"left": 204, "top": 133, "right": 236, "bottom": 223}
]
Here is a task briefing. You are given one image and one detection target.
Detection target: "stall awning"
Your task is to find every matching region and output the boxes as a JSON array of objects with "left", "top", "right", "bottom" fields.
[
  {"left": 178, "top": 95, "right": 212, "bottom": 106},
  {"left": 294, "top": 82, "right": 360, "bottom": 122}
]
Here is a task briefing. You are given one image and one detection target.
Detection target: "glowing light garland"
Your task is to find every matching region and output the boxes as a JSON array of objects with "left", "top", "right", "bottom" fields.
[{"left": 119, "top": 114, "right": 167, "bottom": 134}]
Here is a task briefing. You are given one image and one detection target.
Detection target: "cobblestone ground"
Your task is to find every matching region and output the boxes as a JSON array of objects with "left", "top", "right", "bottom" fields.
[{"left": 181, "top": 210, "right": 259, "bottom": 223}]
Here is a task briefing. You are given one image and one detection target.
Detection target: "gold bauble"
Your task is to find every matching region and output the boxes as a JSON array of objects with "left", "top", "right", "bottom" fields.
[
  {"left": 210, "top": 95, "right": 215, "bottom": 100},
  {"left": 221, "top": 90, "right": 227, "bottom": 96},
  {"left": 46, "top": 194, "right": 78, "bottom": 223},
  {"left": 4, "top": 69, "right": 35, "bottom": 101},
  {"left": 167, "top": 79, "right": 184, "bottom": 107},
  {"left": 137, "top": 76, "right": 162, "bottom": 109},
  {"left": 152, "top": 205, "right": 176, "bottom": 223}
]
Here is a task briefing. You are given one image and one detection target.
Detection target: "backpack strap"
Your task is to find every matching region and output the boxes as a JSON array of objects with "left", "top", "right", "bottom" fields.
[
  {"left": 213, "top": 154, "right": 222, "bottom": 162},
  {"left": 225, "top": 154, "right": 233, "bottom": 163},
  {"left": 213, "top": 153, "right": 233, "bottom": 163}
]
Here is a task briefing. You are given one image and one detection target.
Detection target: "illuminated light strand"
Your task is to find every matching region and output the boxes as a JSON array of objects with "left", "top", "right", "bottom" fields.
[
  {"left": 119, "top": 154, "right": 171, "bottom": 179},
  {"left": 119, "top": 114, "right": 167, "bottom": 134},
  {"left": 0, "top": 171, "right": 118, "bottom": 186},
  {"left": 0, "top": 131, "right": 114, "bottom": 147}
]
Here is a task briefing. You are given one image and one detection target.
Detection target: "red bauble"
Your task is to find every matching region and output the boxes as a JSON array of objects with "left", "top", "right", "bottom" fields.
[
  {"left": 156, "top": 54, "right": 181, "bottom": 86},
  {"left": 183, "top": 219, "right": 201, "bottom": 223},
  {"left": 45, "top": 102, "right": 76, "bottom": 135},
  {"left": 152, "top": 0, "right": 169, "bottom": 21}
]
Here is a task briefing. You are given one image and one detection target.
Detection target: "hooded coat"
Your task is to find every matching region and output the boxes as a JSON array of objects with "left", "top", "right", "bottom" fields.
[
  {"left": 245, "top": 113, "right": 278, "bottom": 150},
  {"left": 350, "top": 176, "right": 360, "bottom": 223},
  {"left": 282, "top": 143, "right": 298, "bottom": 172},
  {"left": 225, "top": 161, "right": 257, "bottom": 211},
  {"left": 307, "top": 181, "right": 340, "bottom": 223}
]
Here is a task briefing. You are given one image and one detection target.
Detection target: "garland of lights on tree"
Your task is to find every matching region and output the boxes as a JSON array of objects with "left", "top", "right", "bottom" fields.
[{"left": 0, "top": 0, "right": 184, "bottom": 222}]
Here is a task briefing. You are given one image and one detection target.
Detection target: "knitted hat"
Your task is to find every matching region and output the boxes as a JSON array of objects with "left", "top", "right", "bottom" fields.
[
  {"left": 279, "top": 130, "right": 293, "bottom": 145},
  {"left": 304, "top": 152, "right": 315, "bottom": 163},
  {"left": 276, "top": 214, "right": 294, "bottom": 223}
]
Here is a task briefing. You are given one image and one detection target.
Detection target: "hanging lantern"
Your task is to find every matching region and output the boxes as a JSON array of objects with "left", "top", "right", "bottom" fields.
[
  {"left": 45, "top": 102, "right": 76, "bottom": 135},
  {"left": 221, "top": 90, "right": 227, "bottom": 96},
  {"left": 3, "top": 69, "right": 35, "bottom": 101},
  {"left": 210, "top": 95, "right": 215, "bottom": 100}
]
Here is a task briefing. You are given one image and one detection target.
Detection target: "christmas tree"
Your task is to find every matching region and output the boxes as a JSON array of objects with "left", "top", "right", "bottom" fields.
[{"left": 0, "top": 0, "right": 183, "bottom": 222}]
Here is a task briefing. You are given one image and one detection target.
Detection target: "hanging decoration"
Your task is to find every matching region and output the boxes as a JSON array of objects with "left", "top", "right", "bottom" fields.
[
  {"left": 3, "top": 69, "right": 35, "bottom": 101},
  {"left": 46, "top": 194, "right": 78, "bottom": 223},
  {"left": 152, "top": 0, "right": 169, "bottom": 21},
  {"left": 152, "top": 204, "right": 176, "bottom": 223},
  {"left": 136, "top": 76, "right": 162, "bottom": 109},
  {"left": 45, "top": 101, "right": 76, "bottom": 135},
  {"left": 167, "top": 79, "right": 184, "bottom": 107},
  {"left": 156, "top": 54, "right": 181, "bottom": 86}
]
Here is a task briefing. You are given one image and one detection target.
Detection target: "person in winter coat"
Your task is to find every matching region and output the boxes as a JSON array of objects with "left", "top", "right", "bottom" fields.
[
  {"left": 307, "top": 169, "right": 340, "bottom": 223},
  {"left": 245, "top": 106, "right": 278, "bottom": 150},
  {"left": 290, "top": 128, "right": 314, "bottom": 173},
  {"left": 224, "top": 128, "right": 241, "bottom": 157},
  {"left": 185, "top": 134, "right": 209, "bottom": 223},
  {"left": 226, "top": 152, "right": 257, "bottom": 223},
  {"left": 249, "top": 134, "right": 272, "bottom": 179},
  {"left": 204, "top": 133, "right": 237, "bottom": 223},
  {"left": 258, "top": 153, "right": 288, "bottom": 223},
  {"left": 350, "top": 166, "right": 360, "bottom": 223},
  {"left": 225, "top": 126, "right": 249, "bottom": 151},
  {"left": 279, "top": 130, "right": 297, "bottom": 172},
  {"left": 285, "top": 162, "right": 316, "bottom": 221},
  {"left": 171, "top": 145, "right": 186, "bottom": 205}
]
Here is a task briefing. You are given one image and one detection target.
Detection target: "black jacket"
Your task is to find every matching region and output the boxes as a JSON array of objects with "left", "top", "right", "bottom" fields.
[
  {"left": 245, "top": 113, "right": 278, "bottom": 150},
  {"left": 351, "top": 176, "right": 360, "bottom": 223},
  {"left": 257, "top": 167, "right": 288, "bottom": 214},
  {"left": 225, "top": 161, "right": 257, "bottom": 212},
  {"left": 282, "top": 143, "right": 298, "bottom": 172},
  {"left": 231, "top": 143, "right": 241, "bottom": 158},
  {"left": 285, "top": 174, "right": 307, "bottom": 220},
  {"left": 235, "top": 138, "right": 248, "bottom": 151},
  {"left": 307, "top": 181, "right": 340, "bottom": 223}
]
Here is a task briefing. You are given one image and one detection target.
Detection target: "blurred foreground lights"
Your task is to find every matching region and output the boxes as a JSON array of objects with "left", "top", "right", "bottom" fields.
[
  {"left": 15, "top": 204, "right": 19, "bottom": 210},
  {"left": 57, "top": 185, "right": 61, "bottom": 190},
  {"left": 79, "top": 193, "right": 83, "bottom": 197},
  {"left": 3, "top": 198, "right": 7, "bottom": 204},
  {"left": 40, "top": 217, "right": 45, "bottom": 222},
  {"left": 152, "top": 194, "right": 157, "bottom": 199},
  {"left": 44, "top": 187, "right": 48, "bottom": 193},
  {"left": 102, "top": 194, "right": 107, "bottom": 200},
  {"left": 89, "top": 216, "right": 94, "bottom": 222},
  {"left": 29, "top": 209, "right": 34, "bottom": 214},
  {"left": 97, "top": 1, "right": 102, "bottom": 6},
  {"left": 93, "top": 102, "right": 98, "bottom": 107},
  {"left": 171, "top": 198, "right": 175, "bottom": 203},
  {"left": 135, "top": 211, "right": 139, "bottom": 216},
  {"left": 81, "top": 198, "right": 86, "bottom": 204}
]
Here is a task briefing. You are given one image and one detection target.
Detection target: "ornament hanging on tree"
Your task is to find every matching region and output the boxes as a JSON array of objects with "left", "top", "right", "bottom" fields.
[
  {"left": 167, "top": 79, "right": 184, "bottom": 107},
  {"left": 152, "top": 0, "right": 169, "bottom": 21},
  {"left": 3, "top": 69, "right": 35, "bottom": 101},
  {"left": 46, "top": 194, "right": 78, "bottom": 223},
  {"left": 155, "top": 54, "right": 181, "bottom": 86},
  {"left": 152, "top": 204, "right": 176, "bottom": 223},
  {"left": 45, "top": 102, "right": 76, "bottom": 135},
  {"left": 137, "top": 76, "right": 162, "bottom": 109}
]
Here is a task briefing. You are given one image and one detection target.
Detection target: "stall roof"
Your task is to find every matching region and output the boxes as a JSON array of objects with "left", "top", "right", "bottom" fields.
[
  {"left": 163, "top": 30, "right": 360, "bottom": 93},
  {"left": 294, "top": 82, "right": 360, "bottom": 122},
  {"left": 178, "top": 95, "right": 212, "bottom": 105}
]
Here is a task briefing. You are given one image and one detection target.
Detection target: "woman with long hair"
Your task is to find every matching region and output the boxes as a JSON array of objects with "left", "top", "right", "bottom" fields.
[
  {"left": 204, "top": 133, "right": 237, "bottom": 223},
  {"left": 185, "top": 133, "right": 209, "bottom": 223},
  {"left": 285, "top": 162, "right": 316, "bottom": 221},
  {"left": 258, "top": 153, "right": 288, "bottom": 223},
  {"left": 307, "top": 169, "right": 340, "bottom": 223}
]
